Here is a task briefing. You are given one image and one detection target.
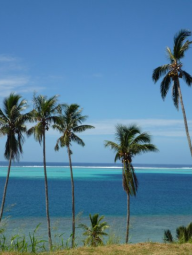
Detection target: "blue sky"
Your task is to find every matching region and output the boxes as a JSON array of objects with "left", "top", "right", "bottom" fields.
[{"left": 0, "top": 0, "right": 192, "bottom": 164}]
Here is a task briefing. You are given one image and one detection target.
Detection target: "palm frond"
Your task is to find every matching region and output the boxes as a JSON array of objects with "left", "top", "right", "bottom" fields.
[
  {"left": 166, "top": 47, "right": 175, "bottom": 62},
  {"left": 179, "top": 40, "right": 192, "bottom": 58},
  {"left": 27, "top": 123, "right": 43, "bottom": 144},
  {"left": 71, "top": 133, "right": 85, "bottom": 146},
  {"left": 0, "top": 93, "right": 28, "bottom": 161},
  {"left": 131, "top": 132, "right": 151, "bottom": 144},
  {"left": 104, "top": 140, "right": 120, "bottom": 152},
  {"left": 152, "top": 64, "right": 170, "bottom": 82},
  {"left": 160, "top": 73, "right": 171, "bottom": 99},
  {"left": 181, "top": 70, "right": 192, "bottom": 86},
  {"left": 52, "top": 123, "right": 65, "bottom": 133},
  {"left": 131, "top": 143, "right": 158, "bottom": 155},
  {"left": 73, "top": 125, "right": 95, "bottom": 133},
  {"left": 54, "top": 138, "right": 61, "bottom": 151},
  {"left": 172, "top": 82, "right": 179, "bottom": 109},
  {"left": 114, "top": 152, "right": 120, "bottom": 162},
  {"left": 173, "top": 29, "right": 191, "bottom": 59}
]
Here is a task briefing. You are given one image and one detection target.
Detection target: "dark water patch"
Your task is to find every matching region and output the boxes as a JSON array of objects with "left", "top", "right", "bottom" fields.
[{"left": 0, "top": 173, "right": 192, "bottom": 218}]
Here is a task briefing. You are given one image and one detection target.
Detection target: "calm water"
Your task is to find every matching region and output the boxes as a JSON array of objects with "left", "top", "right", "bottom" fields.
[{"left": 0, "top": 162, "right": 192, "bottom": 243}]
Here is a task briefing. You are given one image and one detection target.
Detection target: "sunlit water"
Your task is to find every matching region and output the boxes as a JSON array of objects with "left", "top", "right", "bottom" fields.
[{"left": 0, "top": 162, "right": 192, "bottom": 244}]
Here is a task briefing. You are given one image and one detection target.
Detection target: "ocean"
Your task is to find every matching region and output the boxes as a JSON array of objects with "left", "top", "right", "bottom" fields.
[{"left": 0, "top": 162, "right": 192, "bottom": 244}]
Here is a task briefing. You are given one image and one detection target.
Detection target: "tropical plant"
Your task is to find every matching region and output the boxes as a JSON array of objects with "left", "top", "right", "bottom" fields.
[
  {"left": 53, "top": 104, "right": 94, "bottom": 247},
  {"left": 164, "top": 222, "right": 192, "bottom": 243},
  {"left": 104, "top": 125, "right": 158, "bottom": 243},
  {"left": 152, "top": 29, "right": 192, "bottom": 156},
  {"left": 79, "top": 214, "right": 109, "bottom": 247},
  {"left": 27, "top": 94, "right": 61, "bottom": 250},
  {"left": 164, "top": 229, "right": 173, "bottom": 243},
  {"left": 0, "top": 93, "right": 30, "bottom": 223}
]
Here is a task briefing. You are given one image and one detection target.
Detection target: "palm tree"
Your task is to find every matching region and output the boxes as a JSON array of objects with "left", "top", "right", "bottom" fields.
[
  {"left": 28, "top": 94, "right": 61, "bottom": 250},
  {"left": 0, "top": 93, "right": 30, "bottom": 223},
  {"left": 152, "top": 29, "right": 192, "bottom": 156},
  {"left": 53, "top": 104, "right": 94, "bottom": 247},
  {"left": 79, "top": 213, "right": 109, "bottom": 247},
  {"left": 104, "top": 125, "right": 158, "bottom": 243}
]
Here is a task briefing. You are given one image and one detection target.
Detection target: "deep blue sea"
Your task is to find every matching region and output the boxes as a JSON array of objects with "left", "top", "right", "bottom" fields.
[{"left": 0, "top": 162, "right": 192, "bottom": 244}]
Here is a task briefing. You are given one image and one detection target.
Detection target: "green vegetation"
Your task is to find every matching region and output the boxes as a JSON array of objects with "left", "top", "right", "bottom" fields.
[
  {"left": 27, "top": 94, "right": 61, "bottom": 249},
  {"left": 152, "top": 29, "right": 192, "bottom": 156},
  {"left": 104, "top": 125, "right": 158, "bottom": 243},
  {"left": 164, "top": 222, "right": 192, "bottom": 243},
  {"left": 0, "top": 223, "right": 72, "bottom": 252},
  {"left": 0, "top": 93, "right": 31, "bottom": 223},
  {"left": 79, "top": 214, "right": 109, "bottom": 247},
  {"left": 53, "top": 104, "right": 94, "bottom": 247}
]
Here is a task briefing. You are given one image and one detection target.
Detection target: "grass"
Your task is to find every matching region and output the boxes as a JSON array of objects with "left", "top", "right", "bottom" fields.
[{"left": 1, "top": 243, "right": 192, "bottom": 255}]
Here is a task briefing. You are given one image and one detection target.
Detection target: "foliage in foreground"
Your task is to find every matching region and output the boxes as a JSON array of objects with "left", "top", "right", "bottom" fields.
[
  {"left": 164, "top": 222, "right": 192, "bottom": 243},
  {"left": 79, "top": 214, "right": 109, "bottom": 247},
  {"left": 0, "top": 218, "right": 114, "bottom": 252},
  {"left": 0, "top": 224, "right": 72, "bottom": 253}
]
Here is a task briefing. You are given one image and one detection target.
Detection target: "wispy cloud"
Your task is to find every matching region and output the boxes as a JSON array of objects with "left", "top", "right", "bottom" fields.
[
  {"left": 0, "top": 77, "right": 29, "bottom": 86},
  {"left": 0, "top": 76, "right": 44, "bottom": 97},
  {"left": 0, "top": 55, "right": 17, "bottom": 62},
  {"left": 37, "top": 118, "right": 191, "bottom": 138},
  {"left": 81, "top": 119, "right": 192, "bottom": 137},
  {"left": 0, "top": 55, "right": 44, "bottom": 97}
]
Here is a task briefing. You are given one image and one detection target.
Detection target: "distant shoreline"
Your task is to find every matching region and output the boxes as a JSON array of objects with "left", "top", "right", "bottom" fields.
[{"left": 0, "top": 161, "right": 192, "bottom": 168}]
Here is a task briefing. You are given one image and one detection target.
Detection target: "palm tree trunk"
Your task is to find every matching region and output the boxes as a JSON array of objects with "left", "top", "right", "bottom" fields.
[
  {"left": 67, "top": 145, "right": 75, "bottom": 248},
  {"left": 43, "top": 130, "right": 52, "bottom": 250},
  {"left": 177, "top": 79, "right": 192, "bottom": 156},
  {"left": 125, "top": 191, "right": 130, "bottom": 244},
  {"left": 0, "top": 150, "right": 12, "bottom": 223}
]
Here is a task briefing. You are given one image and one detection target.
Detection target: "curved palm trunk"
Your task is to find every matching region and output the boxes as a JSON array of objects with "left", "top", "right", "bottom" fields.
[
  {"left": 67, "top": 145, "right": 75, "bottom": 248},
  {"left": 177, "top": 79, "right": 192, "bottom": 156},
  {"left": 125, "top": 191, "right": 130, "bottom": 244},
  {"left": 43, "top": 130, "right": 52, "bottom": 250},
  {"left": 0, "top": 150, "right": 12, "bottom": 223}
]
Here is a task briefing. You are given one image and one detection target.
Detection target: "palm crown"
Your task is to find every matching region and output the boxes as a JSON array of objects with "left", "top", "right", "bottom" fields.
[
  {"left": 79, "top": 214, "right": 109, "bottom": 247},
  {"left": 0, "top": 93, "right": 30, "bottom": 160},
  {"left": 28, "top": 94, "right": 61, "bottom": 142},
  {"left": 152, "top": 29, "right": 192, "bottom": 108},
  {"left": 53, "top": 104, "right": 94, "bottom": 151},
  {"left": 105, "top": 125, "right": 158, "bottom": 195}
]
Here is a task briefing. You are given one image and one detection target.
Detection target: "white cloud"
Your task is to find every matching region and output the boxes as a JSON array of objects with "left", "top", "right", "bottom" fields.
[
  {"left": 80, "top": 118, "right": 192, "bottom": 137},
  {"left": 0, "top": 55, "right": 17, "bottom": 62},
  {"left": 0, "top": 76, "right": 45, "bottom": 97},
  {"left": 25, "top": 118, "right": 192, "bottom": 138},
  {"left": 0, "top": 55, "right": 45, "bottom": 97},
  {"left": 32, "top": 118, "right": 191, "bottom": 138},
  {"left": 0, "top": 77, "right": 29, "bottom": 86}
]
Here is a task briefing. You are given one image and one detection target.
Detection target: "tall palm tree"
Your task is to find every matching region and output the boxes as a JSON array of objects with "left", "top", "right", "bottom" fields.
[
  {"left": 104, "top": 125, "right": 158, "bottom": 243},
  {"left": 79, "top": 213, "right": 109, "bottom": 247},
  {"left": 152, "top": 29, "right": 192, "bottom": 156},
  {"left": 0, "top": 93, "right": 30, "bottom": 223},
  {"left": 53, "top": 104, "right": 94, "bottom": 247},
  {"left": 28, "top": 94, "right": 61, "bottom": 250}
]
